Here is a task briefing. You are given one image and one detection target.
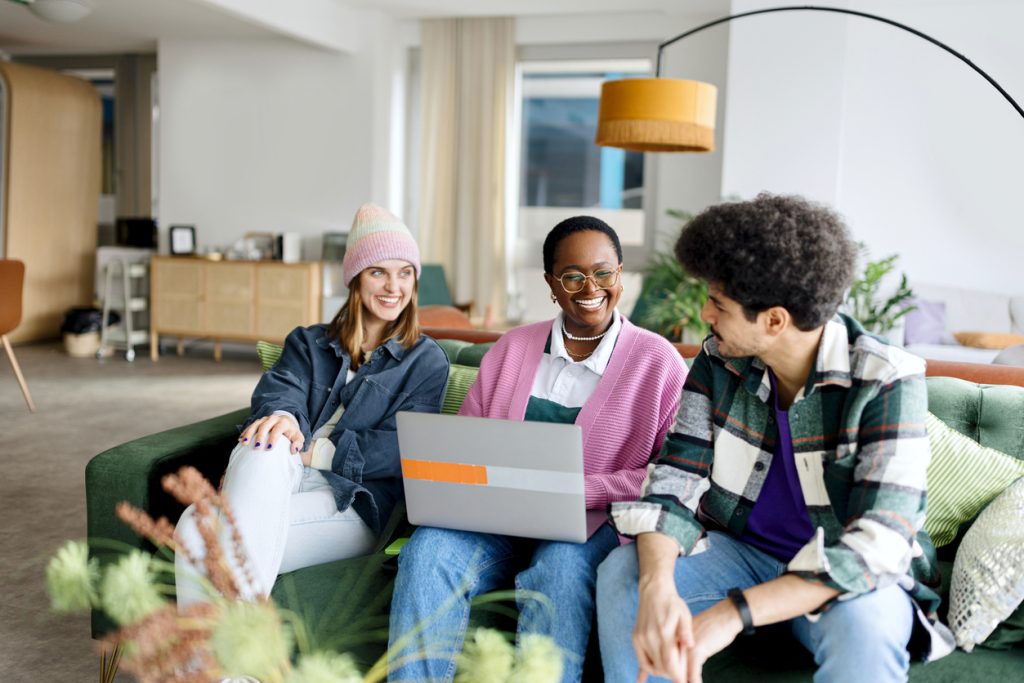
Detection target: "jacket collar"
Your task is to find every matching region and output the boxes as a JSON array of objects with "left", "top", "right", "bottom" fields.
[{"left": 704, "top": 314, "right": 854, "bottom": 403}]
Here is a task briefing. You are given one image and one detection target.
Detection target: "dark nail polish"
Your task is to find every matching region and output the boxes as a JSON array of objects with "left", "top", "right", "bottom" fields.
[
  {"left": 267, "top": 444, "right": 273, "bottom": 450},
  {"left": 242, "top": 438, "right": 248, "bottom": 442},
  {"left": 254, "top": 441, "right": 261, "bottom": 447}
]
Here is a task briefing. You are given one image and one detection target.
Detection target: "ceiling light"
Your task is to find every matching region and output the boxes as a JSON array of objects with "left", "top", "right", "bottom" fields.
[{"left": 28, "top": 0, "right": 94, "bottom": 23}]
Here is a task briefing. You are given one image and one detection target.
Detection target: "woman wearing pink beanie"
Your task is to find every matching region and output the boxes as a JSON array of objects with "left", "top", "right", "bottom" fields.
[{"left": 174, "top": 203, "right": 449, "bottom": 608}]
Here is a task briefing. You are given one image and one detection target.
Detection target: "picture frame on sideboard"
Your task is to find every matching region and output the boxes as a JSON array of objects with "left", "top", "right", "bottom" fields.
[{"left": 169, "top": 225, "right": 196, "bottom": 256}]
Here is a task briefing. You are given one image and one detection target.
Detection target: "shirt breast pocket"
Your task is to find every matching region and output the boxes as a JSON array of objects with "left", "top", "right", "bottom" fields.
[{"left": 342, "top": 376, "right": 409, "bottom": 429}]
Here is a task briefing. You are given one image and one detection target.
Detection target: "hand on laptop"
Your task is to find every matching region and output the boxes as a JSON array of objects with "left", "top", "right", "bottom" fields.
[{"left": 239, "top": 414, "right": 305, "bottom": 455}]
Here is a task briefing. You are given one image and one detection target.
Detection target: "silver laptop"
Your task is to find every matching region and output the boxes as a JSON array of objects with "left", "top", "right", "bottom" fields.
[{"left": 396, "top": 412, "right": 603, "bottom": 543}]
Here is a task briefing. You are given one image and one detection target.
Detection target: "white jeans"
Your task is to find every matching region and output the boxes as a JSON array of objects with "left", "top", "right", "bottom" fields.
[{"left": 175, "top": 434, "right": 377, "bottom": 607}]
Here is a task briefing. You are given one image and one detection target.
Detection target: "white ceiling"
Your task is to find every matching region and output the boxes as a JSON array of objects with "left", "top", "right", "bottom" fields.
[
  {"left": 0, "top": 0, "right": 732, "bottom": 55},
  {"left": 341, "top": 0, "right": 731, "bottom": 19},
  {"left": 0, "top": 0, "right": 276, "bottom": 54}
]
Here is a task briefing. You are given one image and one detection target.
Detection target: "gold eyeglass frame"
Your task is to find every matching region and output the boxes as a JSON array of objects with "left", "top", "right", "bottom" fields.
[{"left": 555, "top": 266, "right": 622, "bottom": 294}]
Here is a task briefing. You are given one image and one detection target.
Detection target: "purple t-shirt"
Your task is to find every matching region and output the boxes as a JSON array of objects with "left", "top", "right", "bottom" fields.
[{"left": 737, "top": 369, "right": 815, "bottom": 563}]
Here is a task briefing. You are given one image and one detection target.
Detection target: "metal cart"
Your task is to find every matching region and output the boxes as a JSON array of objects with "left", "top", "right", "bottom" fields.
[{"left": 98, "top": 259, "right": 150, "bottom": 361}]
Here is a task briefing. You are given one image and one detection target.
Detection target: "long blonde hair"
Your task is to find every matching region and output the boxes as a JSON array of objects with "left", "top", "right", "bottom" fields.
[{"left": 327, "top": 274, "right": 421, "bottom": 370}]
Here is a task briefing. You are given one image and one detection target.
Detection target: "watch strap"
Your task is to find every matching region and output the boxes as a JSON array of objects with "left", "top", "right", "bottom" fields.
[{"left": 728, "top": 587, "right": 756, "bottom": 636}]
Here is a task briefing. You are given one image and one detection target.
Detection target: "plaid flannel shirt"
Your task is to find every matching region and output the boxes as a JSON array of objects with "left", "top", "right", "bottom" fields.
[{"left": 611, "top": 314, "right": 953, "bottom": 658}]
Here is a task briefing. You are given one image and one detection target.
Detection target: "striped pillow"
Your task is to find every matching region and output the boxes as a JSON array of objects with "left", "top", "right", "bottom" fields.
[
  {"left": 442, "top": 364, "right": 479, "bottom": 415},
  {"left": 924, "top": 412, "right": 1024, "bottom": 547},
  {"left": 256, "top": 341, "right": 284, "bottom": 372}
]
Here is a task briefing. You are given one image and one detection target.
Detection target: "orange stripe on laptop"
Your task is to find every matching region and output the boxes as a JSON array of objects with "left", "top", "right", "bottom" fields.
[{"left": 401, "top": 458, "right": 488, "bottom": 485}]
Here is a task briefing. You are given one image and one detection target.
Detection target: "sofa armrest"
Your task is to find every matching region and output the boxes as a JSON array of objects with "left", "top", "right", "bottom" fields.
[{"left": 85, "top": 407, "right": 248, "bottom": 636}]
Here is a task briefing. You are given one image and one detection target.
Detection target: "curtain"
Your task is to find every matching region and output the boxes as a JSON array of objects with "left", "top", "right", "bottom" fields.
[{"left": 417, "top": 17, "right": 514, "bottom": 324}]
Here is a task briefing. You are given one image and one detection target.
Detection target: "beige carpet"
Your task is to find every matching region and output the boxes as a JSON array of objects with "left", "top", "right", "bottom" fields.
[{"left": 2, "top": 340, "right": 259, "bottom": 682}]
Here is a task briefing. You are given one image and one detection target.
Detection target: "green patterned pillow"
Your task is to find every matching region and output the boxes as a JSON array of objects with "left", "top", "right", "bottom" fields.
[
  {"left": 924, "top": 412, "right": 1024, "bottom": 547},
  {"left": 442, "top": 364, "right": 479, "bottom": 415},
  {"left": 256, "top": 341, "right": 283, "bottom": 371}
]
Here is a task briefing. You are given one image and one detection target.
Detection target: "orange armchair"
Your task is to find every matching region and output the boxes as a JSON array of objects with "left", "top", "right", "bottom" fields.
[{"left": 0, "top": 259, "right": 35, "bottom": 412}]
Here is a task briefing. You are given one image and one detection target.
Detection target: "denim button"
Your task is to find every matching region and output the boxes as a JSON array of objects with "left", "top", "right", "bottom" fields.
[{"left": 754, "top": 462, "right": 765, "bottom": 472}]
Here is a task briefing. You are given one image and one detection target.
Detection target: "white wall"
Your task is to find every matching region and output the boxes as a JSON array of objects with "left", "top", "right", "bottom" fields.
[
  {"left": 158, "top": 16, "right": 402, "bottom": 259},
  {"left": 839, "top": 0, "right": 1024, "bottom": 296},
  {"left": 720, "top": 0, "right": 1024, "bottom": 295}
]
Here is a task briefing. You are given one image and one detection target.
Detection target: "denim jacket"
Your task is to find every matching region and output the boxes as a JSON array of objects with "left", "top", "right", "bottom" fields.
[{"left": 246, "top": 324, "right": 449, "bottom": 535}]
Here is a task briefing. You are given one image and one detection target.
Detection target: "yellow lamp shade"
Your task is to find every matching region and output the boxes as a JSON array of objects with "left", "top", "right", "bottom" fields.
[{"left": 596, "top": 78, "right": 718, "bottom": 152}]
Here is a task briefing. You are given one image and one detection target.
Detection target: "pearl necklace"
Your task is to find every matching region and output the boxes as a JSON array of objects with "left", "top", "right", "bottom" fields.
[{"left": 562, "top": 323, "right": 606, "bottom": 342}]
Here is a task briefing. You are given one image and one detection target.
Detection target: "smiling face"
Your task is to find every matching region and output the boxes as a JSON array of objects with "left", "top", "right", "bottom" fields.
[
  {"left": 357, "top": 259, "right": 416, "bottom": 326},
  {"left": 545, "top": 230, "right": 623, "bottom": 336},
  {"left": 701, "top": 283, "right": 768, "bottom": 358}
]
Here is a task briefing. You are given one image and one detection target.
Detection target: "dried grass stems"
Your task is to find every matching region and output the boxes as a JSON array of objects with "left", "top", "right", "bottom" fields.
[
  {"left": 49, "top": 464, "right": 565, "bottom": 682},
  {"left": 108, "top": 466, "right": 270, "bottom": 681}
]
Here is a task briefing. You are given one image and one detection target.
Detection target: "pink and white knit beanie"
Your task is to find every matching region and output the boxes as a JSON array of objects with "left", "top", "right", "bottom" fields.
[{"left": 342, "top": 203, "right": 421, "bottom": 286}]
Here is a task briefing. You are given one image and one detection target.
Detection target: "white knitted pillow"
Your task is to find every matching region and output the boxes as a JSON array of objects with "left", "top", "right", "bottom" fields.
[{"left": 947, "top": 476, "right": 1024, "bottom": 651}]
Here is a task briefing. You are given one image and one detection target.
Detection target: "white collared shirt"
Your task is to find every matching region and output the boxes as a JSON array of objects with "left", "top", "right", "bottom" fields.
[{"left": 529, "top": 309, "right": 622, "bottom": 408}]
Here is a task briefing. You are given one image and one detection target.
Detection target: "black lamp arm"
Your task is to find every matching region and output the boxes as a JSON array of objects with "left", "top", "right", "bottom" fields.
[{"left": 655, "top": 4, "right": 1024, "bottom": 121}]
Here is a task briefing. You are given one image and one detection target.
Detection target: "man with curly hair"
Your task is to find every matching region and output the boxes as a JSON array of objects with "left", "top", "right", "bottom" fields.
[{"left": 596, "top": 193, "right": 953, "bottom": 682}]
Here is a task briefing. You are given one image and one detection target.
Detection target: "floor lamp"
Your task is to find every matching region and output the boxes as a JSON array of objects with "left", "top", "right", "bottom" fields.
[{"left": 595, "top": 5, "right": 1024, "bottom": 153}]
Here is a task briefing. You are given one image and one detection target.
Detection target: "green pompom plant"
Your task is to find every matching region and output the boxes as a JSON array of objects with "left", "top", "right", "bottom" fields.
[{"left": 46, "top": 466, "right": 565, "bottom": 683}]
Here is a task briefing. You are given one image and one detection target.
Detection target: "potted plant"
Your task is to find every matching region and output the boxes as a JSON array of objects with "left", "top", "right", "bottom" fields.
[
  {"left": 844, "top": 244, "right": 915, "bottom": 337},
  {"left": 634, "top": 209, "right": 709, "bottom": 343}
]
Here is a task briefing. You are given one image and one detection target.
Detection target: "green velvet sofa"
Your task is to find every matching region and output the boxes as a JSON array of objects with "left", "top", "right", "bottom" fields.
[{"left": 85, "top": 329, "right": 1024, "bottom": 680}]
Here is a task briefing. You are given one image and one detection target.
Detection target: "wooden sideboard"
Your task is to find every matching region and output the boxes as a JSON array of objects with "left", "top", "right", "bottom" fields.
[{"left": 150, "top": 257, "right": 322, "bottom": 361}]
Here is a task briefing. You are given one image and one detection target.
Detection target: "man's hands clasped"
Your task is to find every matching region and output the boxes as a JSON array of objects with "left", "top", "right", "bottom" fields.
[{"left": 633, "top": 571, "right": 744, "bottom": 683}]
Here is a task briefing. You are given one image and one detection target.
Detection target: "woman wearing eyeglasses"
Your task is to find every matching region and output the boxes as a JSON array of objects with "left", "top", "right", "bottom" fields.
[{"left": 387, "top": 216, "right": 688, "bottom": 682}]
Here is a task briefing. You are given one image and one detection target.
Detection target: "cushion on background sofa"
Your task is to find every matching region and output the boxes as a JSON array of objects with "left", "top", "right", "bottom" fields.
[
  {"left": 954, "top": 331, "right": 1024, "bottom": 350},
  {"left": 904, "top": 298, "right": 948, "bottom": 345}
]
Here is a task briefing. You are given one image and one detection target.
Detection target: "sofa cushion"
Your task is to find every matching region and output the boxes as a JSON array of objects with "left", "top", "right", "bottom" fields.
[
  {"left": 443, "top": 364, "right": 480, "bottom": 415},
  {"left": 904, "top": 298, "right": 948, "bottom": 345},
  {"left": 954, "top": 331, "right": 1024, "bottom": 350},
  {"left": 994, "top": 345, "right": 1024, "bottom": 368},
  {"left": 924, "top": 413, "right": 1024, "bottom": 547},
  {"left": 1011, "top": 297, "right": 1024, "bottom": 335},
  {"left": 256, "top": 340, "right": 283, "bottom": 371},
  {"left": 948, "top": 477, "right": 1024, "bottom": 651},
  {"left": 912, "top": 283, "right": 1012, "bottom": 335},
  {"left": 925, "top": 377, "right": 1024, "bottom": 457}
]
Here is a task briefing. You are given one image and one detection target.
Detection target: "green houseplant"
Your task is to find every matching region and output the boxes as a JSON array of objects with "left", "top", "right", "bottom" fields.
[
  {"left": 635, "top": 209, "right": 709, "bottom": 343},
  {"left": 844, "top": 244, "right": 915, "bottom": 337}
]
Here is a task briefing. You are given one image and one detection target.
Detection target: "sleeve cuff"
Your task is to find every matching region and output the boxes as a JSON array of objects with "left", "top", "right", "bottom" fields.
[{"left": 609, "top": 501, "right": 665, "bottom": 537}]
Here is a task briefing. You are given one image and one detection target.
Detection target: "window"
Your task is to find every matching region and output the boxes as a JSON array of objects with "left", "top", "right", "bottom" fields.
[{"left": 510, "top": 58, "right": 651, "bottom": 322}]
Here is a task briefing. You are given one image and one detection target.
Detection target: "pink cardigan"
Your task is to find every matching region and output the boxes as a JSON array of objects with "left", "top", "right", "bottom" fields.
[{"left": 458, "top": 316, "right": 687, "bottom": 509}]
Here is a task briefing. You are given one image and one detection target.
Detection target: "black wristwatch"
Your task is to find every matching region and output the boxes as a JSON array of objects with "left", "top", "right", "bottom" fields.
[{"left": 727, "top": 587, "right": 756, "bottom": 636}]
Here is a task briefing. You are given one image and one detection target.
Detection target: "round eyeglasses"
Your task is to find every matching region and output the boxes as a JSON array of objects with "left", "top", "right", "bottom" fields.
[{"left": 556, "top": 267, "right": 621, "bottom": 293}]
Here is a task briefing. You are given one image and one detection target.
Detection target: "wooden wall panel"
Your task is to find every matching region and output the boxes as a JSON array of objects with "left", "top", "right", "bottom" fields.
[{"left": 0, "top": 62, "right": 101, "bottom": 342}]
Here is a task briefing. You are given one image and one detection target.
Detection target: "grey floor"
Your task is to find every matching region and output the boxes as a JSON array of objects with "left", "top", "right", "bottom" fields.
[{"left": 1, "top": 339, "right": 259, "bottom": 682}]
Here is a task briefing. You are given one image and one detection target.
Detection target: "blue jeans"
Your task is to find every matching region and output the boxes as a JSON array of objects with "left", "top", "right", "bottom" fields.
[
  {"left": 596, "top": 532, "right": 915, "bottom": 683},
  {"left": 387, "top": 524, "right": 620, "bottom": 682}
]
